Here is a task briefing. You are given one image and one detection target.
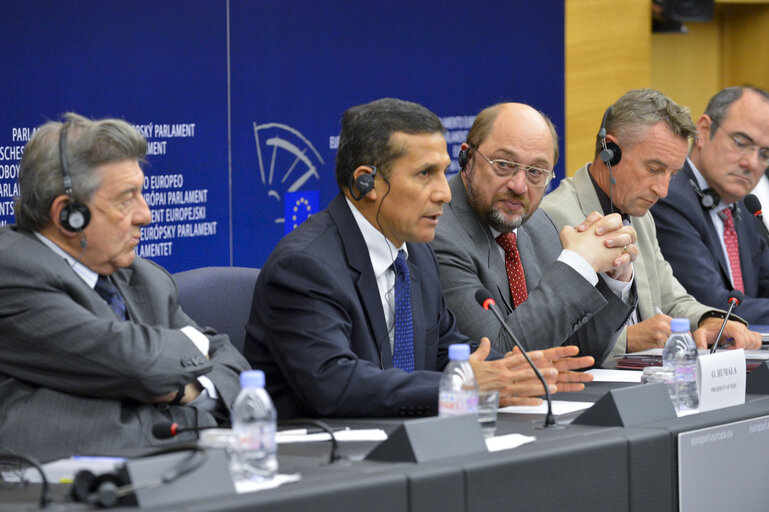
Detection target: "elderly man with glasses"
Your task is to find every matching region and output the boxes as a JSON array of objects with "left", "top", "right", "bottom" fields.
[
  {"left": 432, "top": 102, "right": 639, "bottom": 367},
  {"left": 651, "top": 86, "right": 769, "bottom": 325}
]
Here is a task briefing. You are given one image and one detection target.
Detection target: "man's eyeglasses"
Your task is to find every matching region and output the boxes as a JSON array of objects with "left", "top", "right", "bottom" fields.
[
  {"left": 711, "top": 119, "right": 769, "bottom": 167},
  {"left": 473, "top": 148, "right": 553, "bottom": 188}
]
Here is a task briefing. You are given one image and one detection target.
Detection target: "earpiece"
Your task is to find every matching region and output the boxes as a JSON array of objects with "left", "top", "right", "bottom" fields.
[
  {"left": 598, "top": 107, "right": 622, "bottom": 168},
  {"left": 689, "top": 178, "right": 721, "bottom": 209},
  {"left": 458, "top": 146, "right": 471, "bottom": 171},
  {"left": 58, "top": 122, "right": 91, "bottom": 232},
  {"left": 350, "top": 165, "right": 378, "bottom": 200}
]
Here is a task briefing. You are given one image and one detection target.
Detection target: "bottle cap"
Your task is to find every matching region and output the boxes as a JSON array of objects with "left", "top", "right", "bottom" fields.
[
  {"left": 670, "top": 318, "right": 690, "bottom": 333},
  {"left": 240, "top": 370, "right": 265, "bottom": 388},
  {"left": 448, "top": 344, "right": 471, "bottom": 361}
]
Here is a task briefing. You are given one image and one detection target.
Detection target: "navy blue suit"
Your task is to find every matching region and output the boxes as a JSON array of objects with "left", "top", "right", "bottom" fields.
[
  {"left": 243, "top": 194, "right": 473, "bottom": 419},
  {"left": 651, "top": 162, "right": 769, "bottom": 324}
]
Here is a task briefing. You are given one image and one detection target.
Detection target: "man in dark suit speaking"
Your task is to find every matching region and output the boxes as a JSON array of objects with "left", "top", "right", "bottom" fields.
[
  {"left": 244, "top": 98, "right": 594, "bottom": 420},
  {"left": 0, "top": 113, "right": 249, "bottom": 462}
]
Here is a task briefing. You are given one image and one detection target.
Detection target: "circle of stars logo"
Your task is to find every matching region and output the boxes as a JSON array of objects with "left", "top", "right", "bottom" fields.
[{"left": 292, "top": 197, "right": 313, "bottom": 228}]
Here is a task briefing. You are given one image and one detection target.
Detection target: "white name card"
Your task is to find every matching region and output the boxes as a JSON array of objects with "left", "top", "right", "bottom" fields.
[{"left": 696, "top": 349, "right": 746, "bottom": 412}]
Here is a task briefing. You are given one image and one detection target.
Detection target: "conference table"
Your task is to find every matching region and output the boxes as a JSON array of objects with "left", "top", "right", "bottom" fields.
[{"left": 4, "top": 380, "right": 769, "bottom": 511}]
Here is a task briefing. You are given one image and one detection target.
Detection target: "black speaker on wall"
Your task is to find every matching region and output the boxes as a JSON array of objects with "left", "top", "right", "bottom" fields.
[{"left": 654, "top": 0, "right": 714, "bottom": 22}]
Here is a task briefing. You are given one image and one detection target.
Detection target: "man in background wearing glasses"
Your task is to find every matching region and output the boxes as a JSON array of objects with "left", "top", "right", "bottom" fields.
[
  {"left": 651, "top": 86, "right": 769, "bottom": 325},
  {"left": 542, "top": 89, "right": 760, "bottom": 361},
  {"left": 432, "top": 102, "right": 639, "bottom": 367}
]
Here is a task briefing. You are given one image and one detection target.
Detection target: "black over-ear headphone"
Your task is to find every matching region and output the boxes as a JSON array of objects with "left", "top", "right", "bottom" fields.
[
  {"left": 350, "top": 165, "right": 378, "bottom": 201},
  {"left": 70, "top": 445, "right": 206, "bottom": 508},
  {"left": 689, "top": 178, "right": 721, "bottom": 210},
  {"left": 58, "top": 122, "right": 91, "bottom": 232},
  {"left": 598, "top": 107, "right": 622, "bottom": 168}
]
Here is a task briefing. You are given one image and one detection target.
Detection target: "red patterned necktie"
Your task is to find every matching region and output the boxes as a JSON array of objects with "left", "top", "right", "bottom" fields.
[
  {"left": 722, "top": 208, "right": 745, "bottom": 293},
  {"left": 495, "top": 232, "right": 528, "bottom": 307}
]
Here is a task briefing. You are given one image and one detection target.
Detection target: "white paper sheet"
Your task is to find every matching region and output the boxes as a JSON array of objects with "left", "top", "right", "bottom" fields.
[
  {"left": 498, "top": 400, "right": 593, "bottom": 415},
  {"left": 587, "top": 369, "right": 643, "bottom": 382},
  {"left": 485, "top": 433, "right": 537, "bottom": 452}
]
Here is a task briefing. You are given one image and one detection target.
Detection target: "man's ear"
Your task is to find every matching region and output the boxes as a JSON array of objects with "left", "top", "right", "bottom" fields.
[{"left": 694, "top": 115, "right": 712, "bottom": 150}]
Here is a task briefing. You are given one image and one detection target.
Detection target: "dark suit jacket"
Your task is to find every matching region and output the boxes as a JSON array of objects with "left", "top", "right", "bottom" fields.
[
  {"left": 651, "top": 162, "right": 769, "bottom": 324},
  {"left": 433, "top": 174, "right": 634, "bottom": 367},
  {"left": 243, "top": 194, "right": 472, "bottom": 420},
  {"left": 0, "top": 226, "right": 249, "bottom": 462}
]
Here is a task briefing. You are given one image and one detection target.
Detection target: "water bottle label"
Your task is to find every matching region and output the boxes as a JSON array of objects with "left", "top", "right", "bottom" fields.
[
  {"left": 676, "top": 365, "right": 697, "bottom": 383},
  {"left": 235, "top": 423, "right": 276, "bottom": 451},
  {"left": 439, "top": 391, "right": 479, "bottom": 415}
]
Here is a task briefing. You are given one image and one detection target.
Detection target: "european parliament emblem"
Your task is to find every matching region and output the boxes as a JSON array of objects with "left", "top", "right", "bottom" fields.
[
  {"left": 284, "top": 190, "right": 319, "bottom": 233},
  {"left": 253, "top": 122, "right": 324, "bottom": 227}
]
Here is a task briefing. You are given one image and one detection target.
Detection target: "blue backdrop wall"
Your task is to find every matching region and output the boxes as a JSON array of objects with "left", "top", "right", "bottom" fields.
[{"left": 0, "top": 1, "right": 564, "bottom": 272}]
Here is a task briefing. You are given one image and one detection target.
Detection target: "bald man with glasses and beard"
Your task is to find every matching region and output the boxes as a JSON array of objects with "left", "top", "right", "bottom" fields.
[{"left": 432, "top": 102, "right": 639, "bottom": 368}]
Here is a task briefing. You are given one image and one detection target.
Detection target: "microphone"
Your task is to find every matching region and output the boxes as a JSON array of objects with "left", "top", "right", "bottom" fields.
[
  {"left": 744, "top": 194, "right": 769, "bottom": 247},
  {"left": 151, "top": 422, "right": 221, "bottom": 440},
  {"left": 710, "top": 289, "right": 745, "bottom": 353},
  {"left": 474, "top": 288, "right": 559, "bottom": 428}
]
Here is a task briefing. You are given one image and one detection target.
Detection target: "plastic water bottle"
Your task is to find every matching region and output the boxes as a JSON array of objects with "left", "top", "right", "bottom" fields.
[
  {"left": 438, "top": 344, "right": 479, "bottom": 417},
  {"left": 231, "top": 370, "right": 278, "bottom": 482},
  {"left": 662, "top": 318, "right": 699, "bottom": 411}
]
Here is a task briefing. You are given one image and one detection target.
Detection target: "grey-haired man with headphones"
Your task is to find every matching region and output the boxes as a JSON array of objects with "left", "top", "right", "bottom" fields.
[
  {"left": 542, "top": 88, "right": 760, "bottom": 362},
  {"left": 0, "top": 113, "right": 249, "bottom": 462},
  {"left": 433, "top": 102, "right": 639, "bottom": 368}
]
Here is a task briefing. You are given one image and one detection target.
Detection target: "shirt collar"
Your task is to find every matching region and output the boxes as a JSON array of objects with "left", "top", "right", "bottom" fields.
[
  {"left": 34, "top": 232, "right": 99, "bottom": 289},
  {"left": 345, "top": 197, "right": 408, "bottom": 278}
]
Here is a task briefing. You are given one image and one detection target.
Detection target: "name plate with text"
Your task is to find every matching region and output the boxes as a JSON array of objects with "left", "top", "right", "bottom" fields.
[{"left": 696, "top": 349, "right": 746, "bottom": 412}]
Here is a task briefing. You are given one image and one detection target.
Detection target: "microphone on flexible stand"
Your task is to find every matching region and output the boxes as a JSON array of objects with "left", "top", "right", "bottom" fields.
[
  {"left": 151, "top": 422, "right": 222, "bottom": 440},
  {"left": 744, "top": 194, "right": 769, "bottom": 247},
  {"left": 474, "top": 288, "right": 560, "bottom": 429},
  {"left": 710, "top": 289, "right": 745, "bottom": 354}
]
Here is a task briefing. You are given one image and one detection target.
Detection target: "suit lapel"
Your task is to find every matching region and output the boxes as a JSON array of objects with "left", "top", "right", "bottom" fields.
[
  {"left": 111, "top": 267, "right": 140, "bottom": 322},
  {"left": 573, "top": 166, "right": 658, "bottom": 318},
  {"left": 449, "top": 175, "right": 513, "bottom": 312},
  {"left": 682, "top": 164, "right": 732, "bottom": 283},
  {"left": 328, "top": 195, "right": 392, "bottom": 368},
  {"left": 515, "top": 225, "right": 541, "bottom": 300}
]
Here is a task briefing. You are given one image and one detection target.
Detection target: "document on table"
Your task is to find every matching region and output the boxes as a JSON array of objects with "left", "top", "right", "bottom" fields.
[
  {"left": 587, "top": 369, "right": 643, "bottom": 382},
  {"left": 276, "top": 429, "right": 388, "bottom": 443},
  {"left": 499, "top": 400, "right": 593, "bottom": 415}
]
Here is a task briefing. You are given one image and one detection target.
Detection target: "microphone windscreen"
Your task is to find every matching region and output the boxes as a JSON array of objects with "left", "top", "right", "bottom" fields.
[
  {"left": 745, "top": 194, "right": 762, "bottom": 216},
  {"left": 728, "top": 289, "right": 745, "bottom": 306},
  {"left": 474, "top": 288, "right": 494, "bottom": 307},
  {"left": 151, "top": 422, "right": 177, "bottom": 439}
]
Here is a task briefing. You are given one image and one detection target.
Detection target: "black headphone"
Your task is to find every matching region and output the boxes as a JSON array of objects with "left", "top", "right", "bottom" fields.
[
  {"left": 70, "top": 446, "right": 206, "bottom": 508},
  {"left": 598, "top": 106, "right": 622, "bottom": 169},
  {"left": 58, "top": 122, "right": 91, "bottom": 232},
  {"left": 350, "top": 165, "right": 378, "bottom": 200},
  {"left": 458, "top": 145, "right": 472, "bottom": 171},
  {"left": 689, "top": 178, "right": 721, "bottom": 210}
]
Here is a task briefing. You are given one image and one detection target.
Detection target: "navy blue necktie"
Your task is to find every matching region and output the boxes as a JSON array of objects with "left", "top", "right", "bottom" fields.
[
  {"left": 95, "top": 275, "right": 127, "bottom": 320},
  {"left": 392, "top": 250, "right": 415, "bottom": 373}
]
